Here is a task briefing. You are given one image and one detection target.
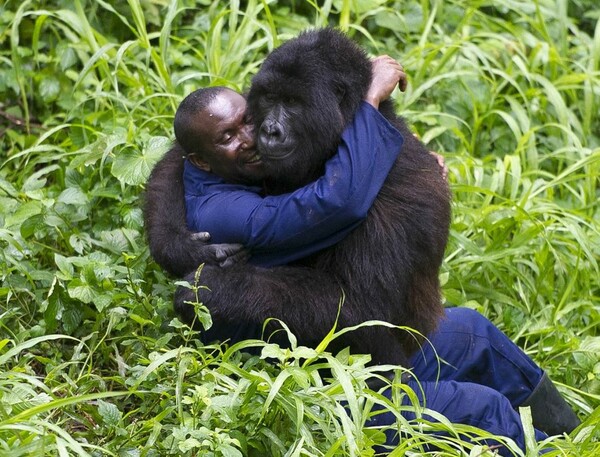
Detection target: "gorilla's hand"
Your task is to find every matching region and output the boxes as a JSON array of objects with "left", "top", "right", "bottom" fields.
[
  {"left": 211, "top": 244, "right": 250, "bottom": 268},
  {"left": 189, "top": 232, "right": 250, "bottom": 268},
  {"left": 190, "top": 231, "right": 211, "bottom": 242}
]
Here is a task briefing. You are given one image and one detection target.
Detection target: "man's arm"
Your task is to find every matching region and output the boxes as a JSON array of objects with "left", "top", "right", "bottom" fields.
[{"left": 185, "top": 102, "right": 404, "bottom": 261}]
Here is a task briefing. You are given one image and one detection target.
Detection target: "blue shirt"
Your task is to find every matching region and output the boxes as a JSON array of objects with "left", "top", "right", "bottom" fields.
[{"left": 184, "top": 101, "right": 404, "bottom": 267}]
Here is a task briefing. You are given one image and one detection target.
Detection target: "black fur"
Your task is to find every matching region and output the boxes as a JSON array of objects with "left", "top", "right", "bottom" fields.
[
  {"left": 143, "top": 143, "right": 248, "bottom": 276},
  {"left": 147, "top": 28, "right": 452, "bottom": 366}
]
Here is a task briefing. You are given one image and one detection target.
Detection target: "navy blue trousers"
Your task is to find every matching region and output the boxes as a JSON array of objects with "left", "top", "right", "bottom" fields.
[{"left": 371, "top": 307, "right": 548, "bottom": 455}]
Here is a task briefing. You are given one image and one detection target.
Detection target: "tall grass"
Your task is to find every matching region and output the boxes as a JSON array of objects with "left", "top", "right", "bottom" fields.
[{"left": 0, "top": 0, "right": 599, "bottom": 455}]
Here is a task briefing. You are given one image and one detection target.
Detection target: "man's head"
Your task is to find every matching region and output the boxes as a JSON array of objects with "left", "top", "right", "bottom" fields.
[{"left": 174, "top": 87, "right": 264, "bottom": 184}]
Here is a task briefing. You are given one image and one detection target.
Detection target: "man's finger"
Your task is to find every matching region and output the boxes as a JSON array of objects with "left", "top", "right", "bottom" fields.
[
  {"left": 429, "top": 151, "right": 448, "bottom": 180},
  {"left": 398, "top": 71, "right": 408, "bottom": 92}
]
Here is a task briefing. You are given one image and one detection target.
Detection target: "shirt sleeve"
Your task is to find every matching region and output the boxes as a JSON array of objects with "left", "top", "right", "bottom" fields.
[{"left": 185, "top": 101, "right": 404, "bottom": 251}]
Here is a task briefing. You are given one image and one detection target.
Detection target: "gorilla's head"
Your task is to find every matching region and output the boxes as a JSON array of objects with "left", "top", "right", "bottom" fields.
[{"left": 247, "top": 28, "right": 372, "bottom": 194}]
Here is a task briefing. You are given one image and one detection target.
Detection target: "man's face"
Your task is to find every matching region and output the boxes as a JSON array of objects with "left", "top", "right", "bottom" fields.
[{"left": 195, "top": 89, "right": 263, "bottom": 184}]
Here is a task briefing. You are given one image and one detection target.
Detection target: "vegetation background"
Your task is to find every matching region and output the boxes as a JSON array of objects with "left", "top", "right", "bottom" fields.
[{"left": 0, "top": 0, "right": 599, "bottom": 455}]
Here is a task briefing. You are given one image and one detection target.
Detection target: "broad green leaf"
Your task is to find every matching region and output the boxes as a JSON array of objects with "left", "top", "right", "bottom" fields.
[
  {"left": 39, "top": 77, "right": 61, "bottom": 102},
  {"left": 58, "top": 187, "right": 88, "bottom": 205},
  {"left": 54, "top": 254, "right": 74, "bottom": 278},
  {"left": 219, "top": 444, "right": 243, "bottom": 457},
  {"left": 67, "top": 278, "right": 95, "bottom": 304},
  {"left": 178, "top": 437, "right": 201, "bottom": 452},
  {"left": 111, "top": 136, "right": 170, "bottom": 186},
  {"left": 22, "top": 164, "right": 60, "bottom": 193},
  {"left": 98, "top": 400, "right": 122, "bottom": 427},
  {"left": 5, "top": 201, "right": 42, "bottom": 227},
  {"left": 62, "top": 305, "right": 83, "bottom": 334}
]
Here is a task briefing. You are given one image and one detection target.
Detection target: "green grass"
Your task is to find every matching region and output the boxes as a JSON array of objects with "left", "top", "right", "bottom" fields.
[{"left": 0, "top": 0, "right": 599, "bottom": 455}]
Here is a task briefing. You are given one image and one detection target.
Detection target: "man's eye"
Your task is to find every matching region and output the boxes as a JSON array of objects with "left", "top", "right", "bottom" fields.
[{"left": 221, "top": 134, "right": 233, "bottom": 144}]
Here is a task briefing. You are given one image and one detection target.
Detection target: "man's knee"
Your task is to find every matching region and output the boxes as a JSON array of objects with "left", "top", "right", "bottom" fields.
[{"left": 443, "top": 307, "right": 493, "bottom": 336}]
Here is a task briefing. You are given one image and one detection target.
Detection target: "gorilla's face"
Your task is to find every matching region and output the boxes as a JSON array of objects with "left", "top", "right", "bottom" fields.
[
  {"left": 248, "top": 62, "right": 347, "bottom": 191},
  {"left": 246, "top": 28, "right": 371, "bottom": 193},
  {"left": 250, "top": 70, "right": 345, "bottom": 162}
]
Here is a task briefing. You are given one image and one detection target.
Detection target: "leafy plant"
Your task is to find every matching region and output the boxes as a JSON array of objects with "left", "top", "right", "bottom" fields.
[{"left": 0, "top": 0, "right": 599, "bottom": 455}]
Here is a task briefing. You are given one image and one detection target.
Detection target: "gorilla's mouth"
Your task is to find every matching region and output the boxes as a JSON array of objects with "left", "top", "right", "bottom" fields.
[
  {"left": 257, "top": 133, "right": 296, "bottom": 162},
  {"left": 259, "top": 147, "right": 297, "bottom": 161}
]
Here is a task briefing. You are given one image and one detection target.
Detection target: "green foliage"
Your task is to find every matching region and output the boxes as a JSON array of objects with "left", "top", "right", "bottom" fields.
[{"left": 0, "top": 0, "right": 599, "bottom": 455}]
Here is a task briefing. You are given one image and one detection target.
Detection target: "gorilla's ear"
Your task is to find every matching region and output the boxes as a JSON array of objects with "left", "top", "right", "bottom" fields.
[{"left": 334, "top": 81, "right": 346, "bottom": 103}]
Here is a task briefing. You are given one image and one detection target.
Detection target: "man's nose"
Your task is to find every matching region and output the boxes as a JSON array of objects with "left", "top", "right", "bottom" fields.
[{"left": 240, "top": 125, "right": 256, "bottom": 149}]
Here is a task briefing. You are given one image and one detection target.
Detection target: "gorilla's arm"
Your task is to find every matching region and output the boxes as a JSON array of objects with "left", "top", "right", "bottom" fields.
[
  {"left": 143, "top": 144, "right": 248, "bottom": 277},
  {"left": 175, "top": 264, "right": 409, "bottom": 366}
]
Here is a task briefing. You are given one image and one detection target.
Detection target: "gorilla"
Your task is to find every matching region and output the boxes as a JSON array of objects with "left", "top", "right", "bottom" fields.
[{"left": 144, "top": 28, "right": 452, "bottom": 367}]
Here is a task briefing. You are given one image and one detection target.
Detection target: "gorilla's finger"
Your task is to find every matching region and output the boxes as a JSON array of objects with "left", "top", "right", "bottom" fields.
[
  {"left": 190, "top": 232, "right": 211, "bottom": 241},
  {"left": 219, "top": 258, "right": 235, "bottom": 268},
  {"left": 232, "top": 249, "right": 251, "bottom": 264},
  {"left": 219, "top": 250, "right": 251, "bottom": 268},
  {"left": 217, "top": 246, "right": 250, "bottom": 268},
  {"left": 214, "top": 243, "right": 246, "bottom": 262}
]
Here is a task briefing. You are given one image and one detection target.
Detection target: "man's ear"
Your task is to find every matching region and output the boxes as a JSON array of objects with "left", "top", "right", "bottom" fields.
[{"left": 188, "top": 154, "right": 211, "bottom": 172}]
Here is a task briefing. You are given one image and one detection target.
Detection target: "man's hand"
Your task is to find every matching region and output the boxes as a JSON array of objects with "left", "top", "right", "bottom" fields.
[
  {"left": 430, "top": 151, "right": 448, "bottom": 181},
  {"left": 365, "top": 55, "right": 407, "bottom": 108}
]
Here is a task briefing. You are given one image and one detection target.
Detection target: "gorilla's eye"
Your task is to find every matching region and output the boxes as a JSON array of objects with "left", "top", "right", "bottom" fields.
[{"left": 285, "top": 96, "right": 297, "bottom": 104}]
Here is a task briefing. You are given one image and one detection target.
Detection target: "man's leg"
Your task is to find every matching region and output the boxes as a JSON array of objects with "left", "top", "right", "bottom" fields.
[
  {"left": 409, "top": 307, "right": 579, "bottom": 435},
  {"left": 371, "top": 380, "right": 548, "bottom": 456}
]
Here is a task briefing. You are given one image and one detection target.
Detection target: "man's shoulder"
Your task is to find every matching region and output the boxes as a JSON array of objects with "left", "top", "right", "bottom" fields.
[{"left": 183, "top": 160, "right": 261, "bottom": 197}]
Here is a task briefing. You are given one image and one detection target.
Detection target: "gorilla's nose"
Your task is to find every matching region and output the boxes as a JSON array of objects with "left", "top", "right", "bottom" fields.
[{"left": 259, "top": 119, "right": 284, "bottom": 144}]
